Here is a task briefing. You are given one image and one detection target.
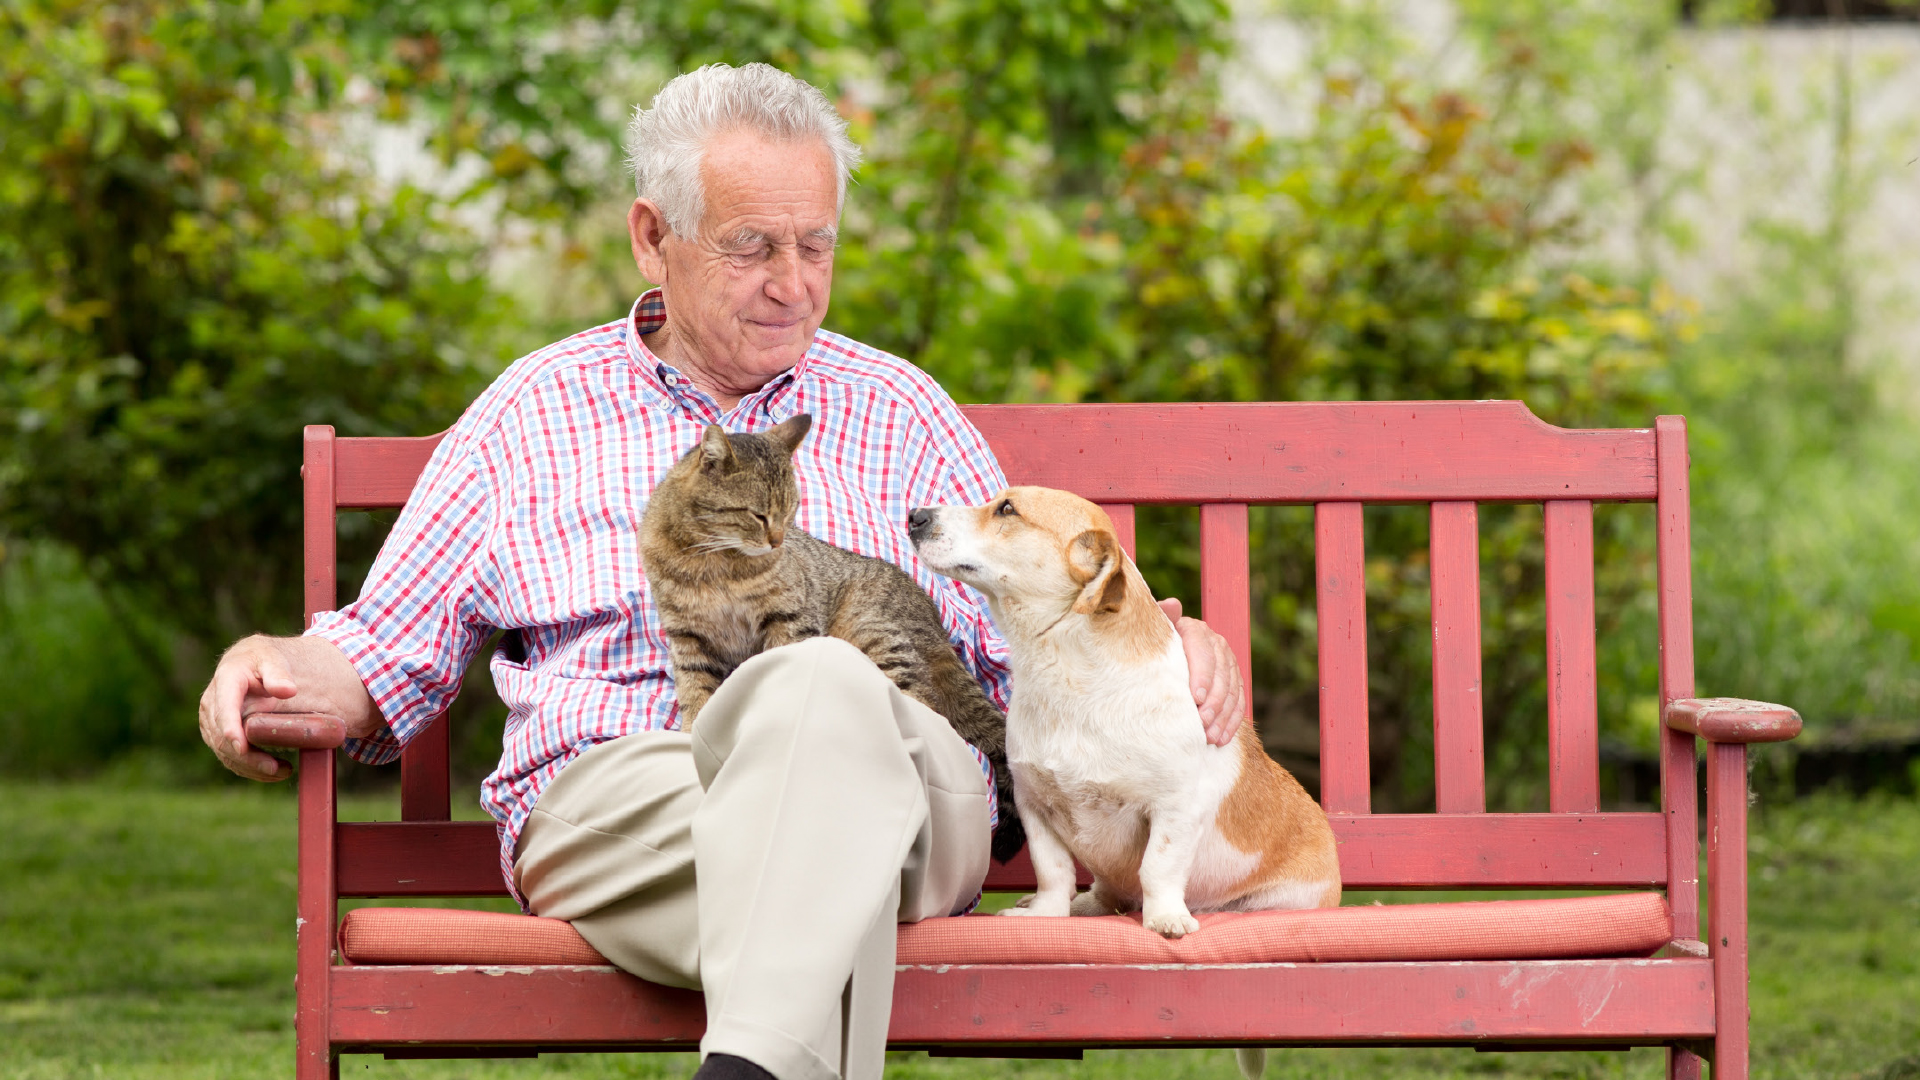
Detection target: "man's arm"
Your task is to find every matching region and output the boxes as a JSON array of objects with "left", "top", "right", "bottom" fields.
[{"left": 197, "top": 634, "right": 381, "bottom": 782}]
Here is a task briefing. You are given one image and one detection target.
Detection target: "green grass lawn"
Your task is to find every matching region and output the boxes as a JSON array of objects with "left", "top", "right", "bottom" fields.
[{"left": 3, "top": 779, "right": 1916, "bottom": 1079}]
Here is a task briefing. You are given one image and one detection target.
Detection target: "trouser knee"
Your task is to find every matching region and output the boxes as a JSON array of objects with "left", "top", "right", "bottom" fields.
[{"left": 696, "top": 636, "right": 914, "bottom": 783}]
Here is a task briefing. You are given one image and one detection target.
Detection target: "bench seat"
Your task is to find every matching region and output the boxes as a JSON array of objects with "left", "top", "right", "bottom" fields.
[{"left": 339, "top": 892, "right": 1672, "bottom": 967}]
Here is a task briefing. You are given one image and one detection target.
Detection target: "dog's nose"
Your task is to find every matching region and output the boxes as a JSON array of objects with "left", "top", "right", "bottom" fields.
[{"left": 906, "top": 507, "right": 934, "bottom": 540}]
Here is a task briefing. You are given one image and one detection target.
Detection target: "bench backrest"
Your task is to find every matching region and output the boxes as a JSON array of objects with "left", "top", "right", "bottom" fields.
[{"left": 304, "top": 401, "right": 1699, "bottom": 939}]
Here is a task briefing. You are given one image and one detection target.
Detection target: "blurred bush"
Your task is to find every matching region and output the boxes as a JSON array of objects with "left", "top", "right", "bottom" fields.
[
  {"left": 0, "top": 0, "right": 1912, "bottom": 798},
  {"left": 0, "top": 0, "right": 518, "bottom": 714}
]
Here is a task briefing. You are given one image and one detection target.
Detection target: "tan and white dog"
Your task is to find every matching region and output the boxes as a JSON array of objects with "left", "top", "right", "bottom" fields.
[{"left": 908, "top": 486, "right": 1341, "bottom": 939}]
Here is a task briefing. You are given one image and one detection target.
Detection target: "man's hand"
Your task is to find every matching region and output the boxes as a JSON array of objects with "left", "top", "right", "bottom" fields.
[
  {"left": 1158, "top": 598, "right": 1245, "bottom": 746},
  {"left": 197, "top": 635, "right": 381, "bottom": 781}
]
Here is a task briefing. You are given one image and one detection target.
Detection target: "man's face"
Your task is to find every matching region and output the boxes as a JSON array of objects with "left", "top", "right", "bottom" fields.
[{"left": 631, "top": 129, "right": 839, "bottom": 400}]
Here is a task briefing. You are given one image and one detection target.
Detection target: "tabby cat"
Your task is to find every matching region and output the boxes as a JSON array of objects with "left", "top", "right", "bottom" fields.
[{"left": 640, "top": 414, "right": 1023, "bottom": 861}]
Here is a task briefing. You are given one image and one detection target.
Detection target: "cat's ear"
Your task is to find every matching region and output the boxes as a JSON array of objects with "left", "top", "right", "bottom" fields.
[
  {"left": 767, "top": 413, "right": 812, "bottom": 456},
  {"left": 1067, "top": 529, "right": 1127, "bottom": 615},
  {"left": 699, "top": 424, "right": 737, "bottom": 473}
]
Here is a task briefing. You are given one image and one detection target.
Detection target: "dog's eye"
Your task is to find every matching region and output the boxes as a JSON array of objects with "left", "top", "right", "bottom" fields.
[{"left": 996, "top": 500, "right": 1018, "bottom": 518}]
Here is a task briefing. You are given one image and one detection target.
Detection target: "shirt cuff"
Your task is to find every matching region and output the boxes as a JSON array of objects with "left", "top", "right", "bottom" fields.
[{"left": 305, "top": 613, "right": 414, "bottom": 766}]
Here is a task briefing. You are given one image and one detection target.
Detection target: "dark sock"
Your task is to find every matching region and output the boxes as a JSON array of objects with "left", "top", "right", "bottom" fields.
[{"left": 694, "top": 1053, "right": 778, "bottom": 1080}]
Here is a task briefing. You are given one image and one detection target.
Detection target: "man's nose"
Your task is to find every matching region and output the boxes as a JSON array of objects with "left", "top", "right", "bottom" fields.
[
  {"left": 907, "top": 508, "right": 934, "bottom": 540},
  {"left": 764, "top": 247, "right": 805, "bottom": 305}
]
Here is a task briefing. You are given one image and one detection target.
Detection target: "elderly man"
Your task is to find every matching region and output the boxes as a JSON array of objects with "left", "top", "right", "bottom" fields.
[{"left": 197, "top": 63, "right": 1243, "bottom": 1080}]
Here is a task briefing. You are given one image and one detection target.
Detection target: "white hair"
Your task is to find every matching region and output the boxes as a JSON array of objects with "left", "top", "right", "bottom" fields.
[{"left": 624, "top": 63, "right": 863, "bottom": 237}]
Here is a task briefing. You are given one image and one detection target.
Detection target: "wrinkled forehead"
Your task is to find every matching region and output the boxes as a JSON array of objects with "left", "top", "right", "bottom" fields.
[
  {"left": 1000, "top": 485, "right": 1110, "bottom": 540},
  {"left": 700, "top": 131, "right": 839, "bottom": 235}
]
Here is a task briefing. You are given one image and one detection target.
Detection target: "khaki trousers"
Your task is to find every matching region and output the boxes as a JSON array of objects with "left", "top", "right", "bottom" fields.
[{"left": 512, "top": 637, "right": 992, "bottom": 1080}]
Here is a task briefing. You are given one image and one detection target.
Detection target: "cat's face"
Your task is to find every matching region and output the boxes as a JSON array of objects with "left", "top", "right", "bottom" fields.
[{"left": 659, "top": 415, "right": 812, "bottom": 558}]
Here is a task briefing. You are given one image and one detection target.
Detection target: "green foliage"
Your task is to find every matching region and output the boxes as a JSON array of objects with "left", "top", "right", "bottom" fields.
[
  {"left": 0, "top": 0, "right": 518, "bottom": 671},
  {"left": 0, "top": 542, "right": 176, "bottom": 775},
  {"left": 1681, "top": 222, "right": 1920, "bottom": 726},
  {"left": 1022, "top": 5, "right": 1683, "bottom": 808},
  {"left": 1, "top": 0, "right": 1912, "bottom": 791},
  {"left": 0, "top": 0, "right": 1685, "bottom": 800},
  {"left": 410, "top": 0, "right": 1683, "bottom": 810},
  {"left": 1666, "top": 21, "right": 1920, "bottom": 730}
]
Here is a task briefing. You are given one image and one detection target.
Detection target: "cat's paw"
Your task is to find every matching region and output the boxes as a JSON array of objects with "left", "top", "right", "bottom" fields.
[
  {"left": 1070, "top": 890, "right": 1120, "bottom": 917},
  {"left": 1143, "top": 906, "right": 1201, "bottom": 939},
  {"left": 999, "top": 893, "right": 1071, "bottom": 918}
]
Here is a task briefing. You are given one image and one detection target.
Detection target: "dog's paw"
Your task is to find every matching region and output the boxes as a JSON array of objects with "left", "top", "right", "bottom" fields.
[
  {"left": 999, "top": 893, "right": 1071, "bottom": 918},
  {"left": 1143, "top": 907, "right": 1201, "bottom": 938},
  {"left": 1070, "top": 890, "right": 1119, "bottom": 917}
]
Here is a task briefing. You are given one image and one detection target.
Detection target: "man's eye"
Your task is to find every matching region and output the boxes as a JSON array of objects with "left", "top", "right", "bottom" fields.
[{"left": 996, "top": 500, "right": 1018, "bottom": 518}]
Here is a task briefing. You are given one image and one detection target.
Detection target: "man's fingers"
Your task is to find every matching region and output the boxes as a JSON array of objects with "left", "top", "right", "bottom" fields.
[
  {"left": 229, "top": 746, "right": 289, "bottom": 782},
  {"left": 1207, "top": 645, "right": 1246, "bottom": 745},
  {"left": 1198, "top": 634, "right": 1232, "bottom": 744},
  {"left": 202, "top": 697, "right": 286, "bottom": 782},
  {"left": 1199, "top": 643, "right": 1230, "bottom": 714},
  {"left": 1168, "top": 605, "right": 1248, "bottom": 747},
  {"left": 1182, "top": 619, "right": 1215, "bottom": 704},
  {"left": 257, "top": 650, "right": 299, "bottom": 699},
  {"left": 199, "top": 639, "right": 299, "bottom": 782}
]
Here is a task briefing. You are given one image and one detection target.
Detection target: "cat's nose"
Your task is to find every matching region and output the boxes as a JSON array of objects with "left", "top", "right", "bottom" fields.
[{"left": 906, "top": 508, "right": 934, "bottom": 540}]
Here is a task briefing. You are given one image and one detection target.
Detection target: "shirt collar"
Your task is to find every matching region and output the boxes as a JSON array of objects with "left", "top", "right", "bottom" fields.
[{"left": 623, "top": 288, "right": 815, "bottom": 427}]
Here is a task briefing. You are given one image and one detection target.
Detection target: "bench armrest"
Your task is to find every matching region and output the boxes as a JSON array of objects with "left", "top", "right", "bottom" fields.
[
  {"left": 1663, "top": 697, "right": 1802, "bottom": 744},
  {"left": 245, "top": 712, "right": 347, "bottom": 751}
]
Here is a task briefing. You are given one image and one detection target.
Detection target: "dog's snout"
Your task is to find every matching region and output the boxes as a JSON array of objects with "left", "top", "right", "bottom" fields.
[{"left": 906, "top": 507, "right": 934, "bottom": 540}]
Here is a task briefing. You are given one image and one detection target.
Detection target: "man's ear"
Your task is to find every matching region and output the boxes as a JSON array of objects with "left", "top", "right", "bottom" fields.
[
  {"left": 768, "top": 413, "right": 812, "bottom": 456},
  {"left": 629, "top": 198, "right": 671, "bottom": 285},
  {"left": 699, "top": 425, "right": 736, "bottom": 473},
  {"left": 1068, "top": 529, "right": 1127, "bottom": 615}
]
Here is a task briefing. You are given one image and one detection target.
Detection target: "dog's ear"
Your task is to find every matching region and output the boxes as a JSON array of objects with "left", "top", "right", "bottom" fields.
[
  {"left": 1068, "top": 529, "right": 1128, "bottom": 615},
  {"left": 767, "top": 413, "right": 812, "bottom": 455},
  {"left": 699, "top": 424, "right": 736, "bottom": 473}
]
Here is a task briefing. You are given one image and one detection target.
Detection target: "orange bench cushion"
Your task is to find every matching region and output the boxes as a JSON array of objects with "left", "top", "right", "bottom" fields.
[{"left": 339, "top": 892, "right": 1671, "bottom": 967}]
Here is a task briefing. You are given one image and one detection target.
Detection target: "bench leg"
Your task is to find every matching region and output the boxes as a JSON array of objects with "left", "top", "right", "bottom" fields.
[
  {"left": 296, "top": 747, "right": 338, "bottom": 1080},
  {"left": 1668, "top": 1045, "right": 1704, "bottom": 1079},
  {"left": 1707, "top": 741, "right": 1750, "bottom": 1080}
]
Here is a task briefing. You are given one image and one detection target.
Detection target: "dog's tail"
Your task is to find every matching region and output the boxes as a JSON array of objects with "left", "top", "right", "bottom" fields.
[{"left": 1236, "top": 1048, "right": 1266, "bottom": 1079}]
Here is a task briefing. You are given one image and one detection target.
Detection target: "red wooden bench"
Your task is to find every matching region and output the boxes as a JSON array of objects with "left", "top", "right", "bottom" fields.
[{"left": 251, "top": 401, "right": 1800, "bottom": 1079}]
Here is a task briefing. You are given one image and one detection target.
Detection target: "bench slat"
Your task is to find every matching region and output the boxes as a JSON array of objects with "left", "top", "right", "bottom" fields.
[
  {"left": 1429, "top": 501, "right": 1485, "bottom": 813},
  {"left": 401, "top": 715, "right": 451, "bottom": 822},
  {"left": 338, "top": 822, "right": 505, "bottom": 897},
  {"left": 1330, "top": 812, "right": 1666, "bottom": 887},
  {"left": 329, "top": 959, "right": 1716, "bottom": 1048},
  {"left": 334, "top": 435, "right": 443, "bottom": 509},
  {"left": 1316, "top": 502, "right": 1371, "bottom": 814},
  {"left": 330, "top": 402, "right": 1661, "bottom": 510},
  {"left": 1095, "top": 503, "right": 1136, "bottom": 557},
  {"left": 967, "top": 401, "right": 1659, "bottom": 502},
  {"left": 1546, "top": 500, "right": 1600, "bottom": 813},
  {"left": 1200, "top": 503, "right": 1253, "bottom": 717},
  {"left": 337, "top": 813, "right": 1667, "bottom": 896},
  {"left": 1655, "top": 416, "right": 1700, "bottom": 942}
]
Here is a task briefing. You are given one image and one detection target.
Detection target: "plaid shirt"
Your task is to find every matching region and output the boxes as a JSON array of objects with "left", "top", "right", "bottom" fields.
[{"left": 309, "top": 290, "right": 1011, "bottom": 905}]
